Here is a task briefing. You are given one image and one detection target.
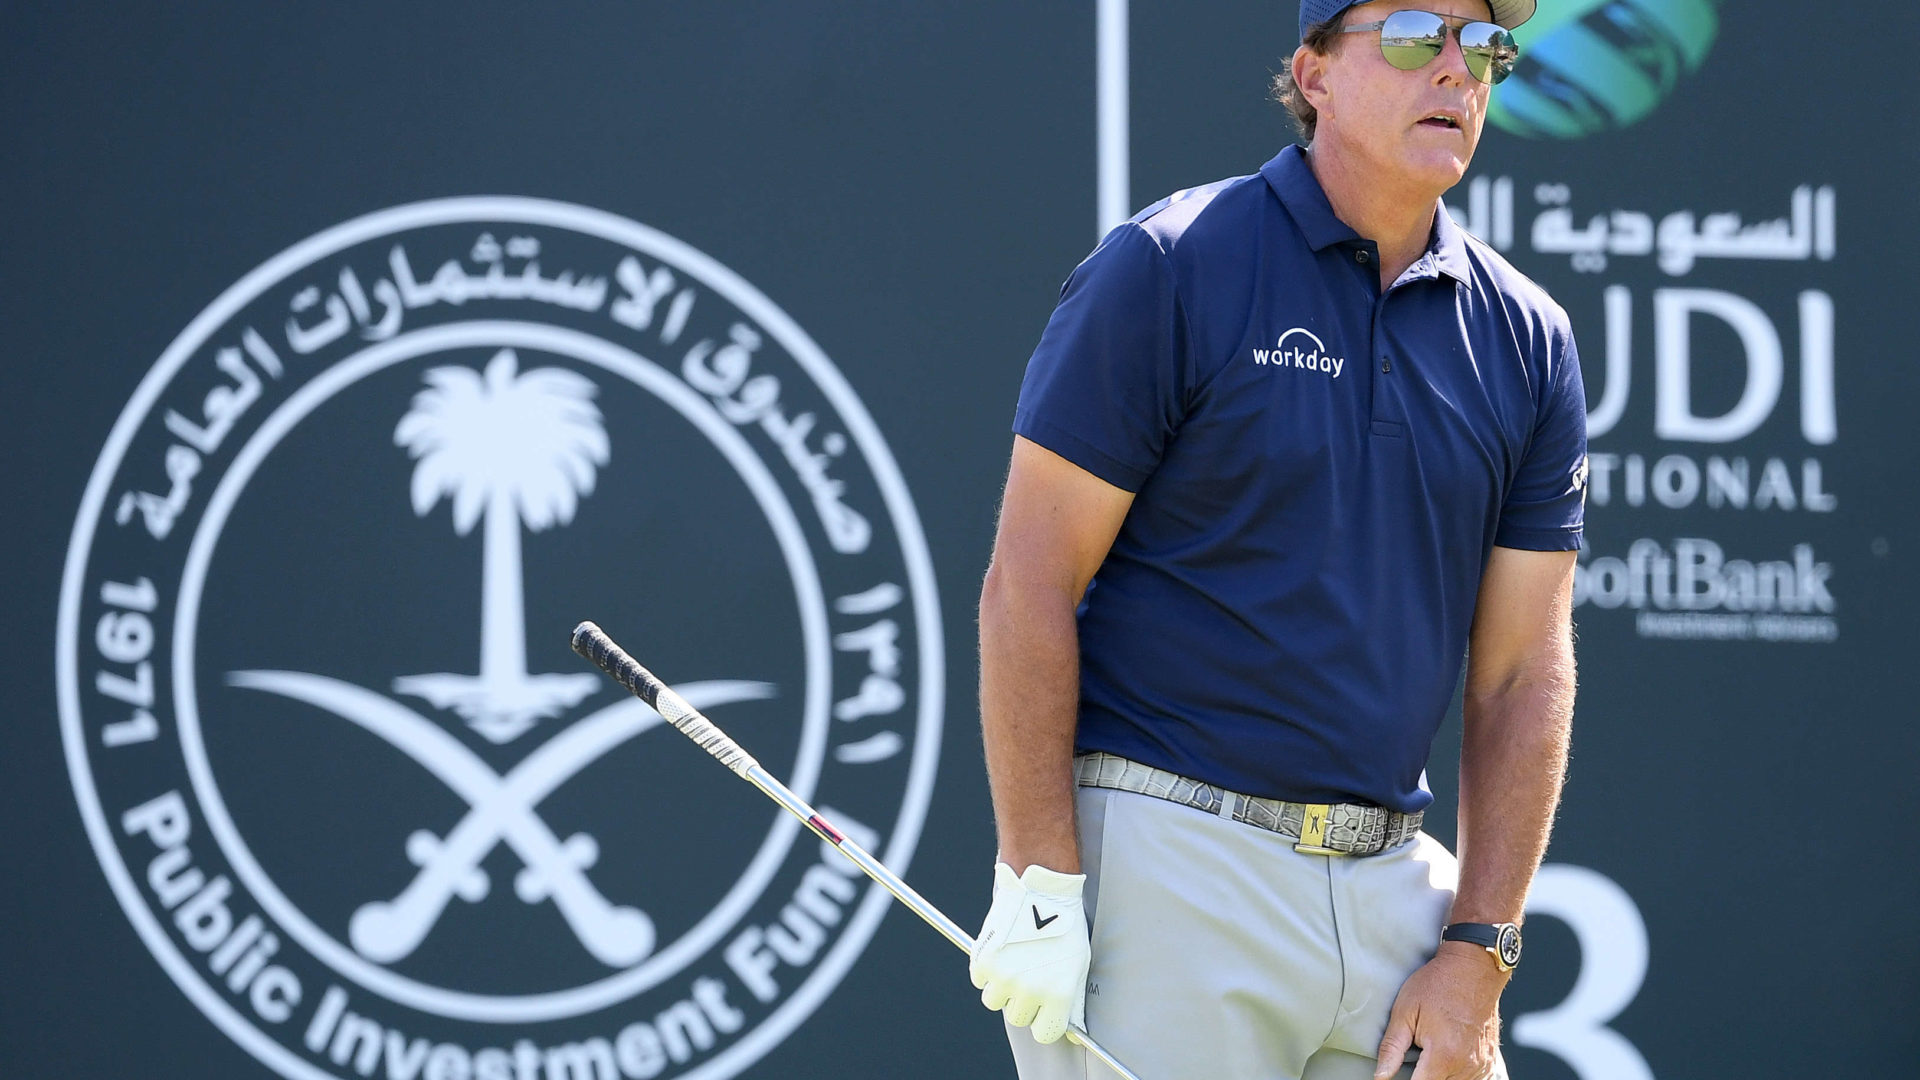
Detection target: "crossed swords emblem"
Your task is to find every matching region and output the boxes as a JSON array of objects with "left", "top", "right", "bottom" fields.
[{"left": 229, "top": 671, "right": 773, "bottom": 968}]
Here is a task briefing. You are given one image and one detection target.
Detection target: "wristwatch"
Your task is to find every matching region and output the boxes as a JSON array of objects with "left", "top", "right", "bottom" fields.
[{"left": 1441, "top": 922, "right": 1523, "bottom": 972}]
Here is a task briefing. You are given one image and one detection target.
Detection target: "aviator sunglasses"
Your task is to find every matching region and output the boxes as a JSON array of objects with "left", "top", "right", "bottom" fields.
[{"left": 1340, "top": 10, "right": 1520, "bottom": 85}]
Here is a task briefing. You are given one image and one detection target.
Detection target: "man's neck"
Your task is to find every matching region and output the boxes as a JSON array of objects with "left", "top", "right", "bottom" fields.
[{"left": 1305, "top": 139, "right": 1446, "bottom": 289}]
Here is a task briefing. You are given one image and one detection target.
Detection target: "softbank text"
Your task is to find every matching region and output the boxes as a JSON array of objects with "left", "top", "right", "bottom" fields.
[{"left": 1575, "top": 538, "right": 1838, "bottom": 643}]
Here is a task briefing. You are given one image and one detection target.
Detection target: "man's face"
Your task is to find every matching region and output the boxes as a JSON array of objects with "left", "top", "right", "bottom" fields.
[{"left": 1310, "top": 0, "right": 1499, "bottom": 191}]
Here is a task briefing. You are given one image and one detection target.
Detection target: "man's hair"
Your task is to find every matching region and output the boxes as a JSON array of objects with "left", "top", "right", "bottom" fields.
[{"left": 1271, "top": 16, "right": 1347, "bottom": 142}]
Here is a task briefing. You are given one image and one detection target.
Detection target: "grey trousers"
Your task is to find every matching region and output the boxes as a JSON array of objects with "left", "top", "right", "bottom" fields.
[{"left": 1007, "top": 786, "right": 1507, "bottom": 1080}]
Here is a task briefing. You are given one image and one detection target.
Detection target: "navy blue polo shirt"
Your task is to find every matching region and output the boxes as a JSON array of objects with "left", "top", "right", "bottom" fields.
[{"left": 1014, "top": 145, "right": 1586, "bottom": 814}]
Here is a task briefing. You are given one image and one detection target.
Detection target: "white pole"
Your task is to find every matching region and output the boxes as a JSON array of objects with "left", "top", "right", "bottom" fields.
[{"left": 1097, "top": 0, "right": 1130, "bottom": 236}]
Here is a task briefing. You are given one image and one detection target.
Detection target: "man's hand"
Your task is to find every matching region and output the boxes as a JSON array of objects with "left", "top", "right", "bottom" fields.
[
  {"left": 969, "top": 862, "right": 1090, "bottom": 1045},
  {"left": 1374, "top": 943, "right": 1508, "bottom": 1080}
]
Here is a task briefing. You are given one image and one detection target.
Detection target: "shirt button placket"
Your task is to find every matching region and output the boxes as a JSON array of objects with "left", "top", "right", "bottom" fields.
[{"left": 1369, "top": 300, "right": 1393, "bottom": 429}]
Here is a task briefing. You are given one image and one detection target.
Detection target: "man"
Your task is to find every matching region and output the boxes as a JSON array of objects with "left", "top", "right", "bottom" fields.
[{"left": 969, "top": 1, "right": 1584, "bottom": 1078}]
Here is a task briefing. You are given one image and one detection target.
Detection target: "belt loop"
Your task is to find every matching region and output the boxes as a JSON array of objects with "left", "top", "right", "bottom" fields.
[{"left": 1217, "top": 790, "right": 1238, "bottom": 821}]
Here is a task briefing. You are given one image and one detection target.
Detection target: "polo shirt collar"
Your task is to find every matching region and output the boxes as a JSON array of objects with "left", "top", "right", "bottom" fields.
[
  {"left": 1261, "top": 144, "right": 1473, "bottom": 286},
  {"left": 1262, "top": 145, "right": 1359, "bottom": 252},
  {"left": 1427, "top": 200, "right": 1474, "bottom": 285}
]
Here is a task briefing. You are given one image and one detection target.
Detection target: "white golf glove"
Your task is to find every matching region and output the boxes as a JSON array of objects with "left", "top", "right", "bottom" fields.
[{"left": 969, "top": 861, "right": 1089, "bottom": 1045}]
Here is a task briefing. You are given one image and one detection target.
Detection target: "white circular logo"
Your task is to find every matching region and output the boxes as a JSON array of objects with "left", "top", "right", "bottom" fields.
[{"left": 58, "top": 198, "right": 943, "bottom": 1080}]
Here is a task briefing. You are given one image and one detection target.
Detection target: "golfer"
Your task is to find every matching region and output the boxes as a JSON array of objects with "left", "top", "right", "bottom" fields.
[{"left": 969, "top": 1, "right": 1585, "bottom": 1077}]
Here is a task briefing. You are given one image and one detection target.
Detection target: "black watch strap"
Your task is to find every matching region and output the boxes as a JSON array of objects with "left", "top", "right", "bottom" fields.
[
  {"left": 1442, "top": 921, "right": 1522, "bottom": 970},
  {"left": 1440, "top": 923, "right": 1501, "bottom": 949}
]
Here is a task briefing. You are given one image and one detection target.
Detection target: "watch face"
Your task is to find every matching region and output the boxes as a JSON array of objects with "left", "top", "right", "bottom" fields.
[{"left": 1497, "top": 924, "right": 1523, "bottom": 968}]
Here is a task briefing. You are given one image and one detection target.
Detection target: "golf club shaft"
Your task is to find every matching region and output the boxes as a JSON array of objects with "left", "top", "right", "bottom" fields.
[{"left": 570, "top": 622, "right": 1143, "bottom": 1080}]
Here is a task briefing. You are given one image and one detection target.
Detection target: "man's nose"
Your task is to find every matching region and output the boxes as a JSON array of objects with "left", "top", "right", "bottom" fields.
[{"left": 1430, "top": 29, "right": 1474, "bottom": 85}]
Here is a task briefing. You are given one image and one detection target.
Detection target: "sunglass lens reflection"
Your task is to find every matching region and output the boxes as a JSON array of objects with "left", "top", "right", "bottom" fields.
[
  {"left": 1377, "top": 11, "right": 1518, "bottom": 86},
  {"left": 1379, "top": 11, "right": 1447, "bottom": 71}
]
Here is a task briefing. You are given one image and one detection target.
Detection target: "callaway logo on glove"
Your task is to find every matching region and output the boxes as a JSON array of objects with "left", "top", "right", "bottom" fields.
[{"left": 969, "top": 861, "right": 1090, "bottom": 1045}]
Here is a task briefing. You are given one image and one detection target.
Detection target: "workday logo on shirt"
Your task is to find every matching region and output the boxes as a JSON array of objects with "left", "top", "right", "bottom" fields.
[{"left": 1252, "top": 327, "right": 1346, "bottom": 378}]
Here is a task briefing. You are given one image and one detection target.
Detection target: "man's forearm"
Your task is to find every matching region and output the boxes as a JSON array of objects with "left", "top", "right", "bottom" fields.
[
  {"left": 1450, "top": 670, "right": 1574, "bottom": 926},
  {"left": 978, "top": 563, "right": 1085, "bottom": 874}
]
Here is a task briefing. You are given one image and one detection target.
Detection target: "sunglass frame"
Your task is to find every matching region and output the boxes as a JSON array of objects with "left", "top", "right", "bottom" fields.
[{"left": 1338, "top": 9, "right": 1519, "bottom": 85}]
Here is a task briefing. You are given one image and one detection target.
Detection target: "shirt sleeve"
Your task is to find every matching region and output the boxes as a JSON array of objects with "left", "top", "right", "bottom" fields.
[
  {"left": 1012, "top": 223, "right": 1190, "bottom": 492},
  {"left": 1494, "top": 330, "right": 1589, "bottom": 551}
]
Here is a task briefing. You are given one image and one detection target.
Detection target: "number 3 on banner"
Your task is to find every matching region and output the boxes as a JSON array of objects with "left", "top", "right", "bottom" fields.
[{"left": 1512, "top": 864, "right": 1656, "bottom": 1080}]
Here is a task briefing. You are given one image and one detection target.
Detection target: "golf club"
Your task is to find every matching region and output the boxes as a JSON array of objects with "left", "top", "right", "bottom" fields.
[{"left": 570, "top": 620, "right": 1144, "bottom": 1080}]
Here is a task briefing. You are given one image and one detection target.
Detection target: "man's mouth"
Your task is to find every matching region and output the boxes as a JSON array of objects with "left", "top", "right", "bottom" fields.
[{"left": 1418, "top": 113, "right": 1463, "bottom": 130}]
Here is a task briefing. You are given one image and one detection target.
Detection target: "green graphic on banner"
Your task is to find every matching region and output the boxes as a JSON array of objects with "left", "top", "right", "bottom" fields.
[{"left": 1489, "top": 0, "right": 1718, "bottom": 138}]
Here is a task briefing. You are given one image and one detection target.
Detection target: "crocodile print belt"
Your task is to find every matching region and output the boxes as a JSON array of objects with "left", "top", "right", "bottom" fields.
[{"left": 1073, "top": 751, "right": 1422, "bottom": 856}]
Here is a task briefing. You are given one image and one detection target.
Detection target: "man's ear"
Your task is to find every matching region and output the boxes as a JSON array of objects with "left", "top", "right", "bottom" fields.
[{"left": 1293, "top": 45, "right": 1334, "bottom": 119}]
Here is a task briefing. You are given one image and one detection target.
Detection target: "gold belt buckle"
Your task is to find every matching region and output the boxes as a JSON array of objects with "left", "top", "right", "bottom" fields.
[{"left": 1293, "top": 803, "right": 1347, "bottom": 856}]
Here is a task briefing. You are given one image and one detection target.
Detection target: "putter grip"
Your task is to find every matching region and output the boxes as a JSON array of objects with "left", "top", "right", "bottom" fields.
[{"left": 571, "top": 622, "right": 761, "bottom": 776}]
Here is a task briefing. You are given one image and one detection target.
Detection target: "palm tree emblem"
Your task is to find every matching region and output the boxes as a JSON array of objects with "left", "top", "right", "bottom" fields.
[{"left": 392, "top": 348, "right": 608, "bottom": 743}]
